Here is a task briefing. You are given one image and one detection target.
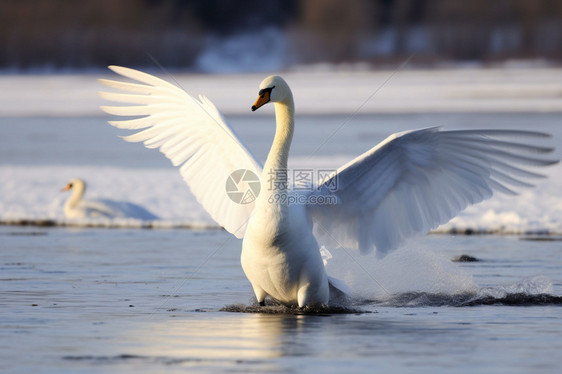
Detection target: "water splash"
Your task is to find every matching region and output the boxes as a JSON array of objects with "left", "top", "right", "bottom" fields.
[
  {"left": 323, "top": 246, "right": 478, "bottom": 301},
  {"left": 478, "top": 275, "right": 553, "bottom": 298},
  {"left": 367, "top": 276, "right": 560, "bottom": 307}
]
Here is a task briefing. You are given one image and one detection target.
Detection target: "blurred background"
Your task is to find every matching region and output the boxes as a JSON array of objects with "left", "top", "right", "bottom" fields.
[{"left": 2, "top": 0, "right": 562, "bottom": 73}]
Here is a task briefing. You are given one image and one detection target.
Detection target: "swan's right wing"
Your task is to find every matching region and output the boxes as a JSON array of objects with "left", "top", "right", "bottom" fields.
[{"left": 99, "top": 66, "right": 262, "bottom": 238}]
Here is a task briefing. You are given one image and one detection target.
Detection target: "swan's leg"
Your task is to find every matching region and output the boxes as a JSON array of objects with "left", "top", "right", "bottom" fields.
[
  {"left": 252, "top": 285, "right": 267, "bottom": 306},
  {"left": 298, "top": 277, "right": 329, "bottom": 308},
  {"left": 297, "top": 283, "right": 313, "bottom": 308}
]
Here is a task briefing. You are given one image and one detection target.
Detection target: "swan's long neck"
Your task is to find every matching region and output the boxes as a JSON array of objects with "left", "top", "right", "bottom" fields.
[
  {"left": 259, "top": 94, "right": 295, "bottom": 210},
  {"left": 64, "top": 183, "right": 85, "bottom": 211}
]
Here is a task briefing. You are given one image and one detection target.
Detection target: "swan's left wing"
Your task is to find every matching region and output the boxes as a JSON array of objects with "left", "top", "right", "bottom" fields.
[
  {"left": 306, "top": 127, "right": 557, "bottom": 257},
  {"left": 99, "top": 66, "right": 262, "bottom": 238}
]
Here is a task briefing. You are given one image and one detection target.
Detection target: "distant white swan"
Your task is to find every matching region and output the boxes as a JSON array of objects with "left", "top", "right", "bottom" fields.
[
  {"left": 99, "top": 67, "right": 557, "bottom": 307},
  {"left": 62, "top": 178, "right": 158, "bottom": 220}
]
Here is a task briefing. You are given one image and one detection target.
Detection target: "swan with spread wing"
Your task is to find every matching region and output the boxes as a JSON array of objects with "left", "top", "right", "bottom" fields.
[{"left": 99, "top": 67, "right": 557, "bottom": 307}]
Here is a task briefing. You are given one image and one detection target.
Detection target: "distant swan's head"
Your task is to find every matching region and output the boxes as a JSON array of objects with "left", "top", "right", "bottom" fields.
[
  {"left": 62, "top": 179, "right": 86, "bottom": 194},
  {"left": 251, "top": 75, "right": 291, "bottom": 111}
]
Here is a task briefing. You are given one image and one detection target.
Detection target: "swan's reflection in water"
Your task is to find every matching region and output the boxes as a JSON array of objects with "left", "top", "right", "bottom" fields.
[
  {"left": 123, "top": 309, "right": 459, "bottom": 372},
  {"left": 127, "top": 312, "right": 315, "bottom": 369}
]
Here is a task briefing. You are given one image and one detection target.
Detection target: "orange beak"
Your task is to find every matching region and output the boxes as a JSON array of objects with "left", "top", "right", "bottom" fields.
[
  {"left": 61, "top": 184, "right": 72, "bottom": 191},
  {"left": 251, "top": 90, "right": 271, "bottom": 111}
]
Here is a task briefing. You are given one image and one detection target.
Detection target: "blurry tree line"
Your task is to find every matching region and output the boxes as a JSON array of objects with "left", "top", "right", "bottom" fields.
[{"left": 1, "top": 0, "right": 561, "bottom": 70}]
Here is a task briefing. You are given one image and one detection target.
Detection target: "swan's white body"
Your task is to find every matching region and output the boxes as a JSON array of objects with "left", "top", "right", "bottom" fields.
[
  {"left": 243, "top": 202, "right": 329, "bottom": 306},
  {"left": 62, "top": 179, "right": 158, "bottom": 220},
  {"left": 99, "top": 67, "right": 557, "bottom": 307}
]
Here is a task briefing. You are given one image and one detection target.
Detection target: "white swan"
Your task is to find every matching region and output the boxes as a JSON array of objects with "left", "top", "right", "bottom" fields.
[
  {"left": 99, "top": 67, "right": 557, "bottom": 307},
  {"left": 62, "top": 178, "right": 158, "bottom": 220}
]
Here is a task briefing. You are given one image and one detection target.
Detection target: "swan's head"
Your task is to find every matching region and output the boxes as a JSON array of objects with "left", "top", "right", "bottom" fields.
[
  {"left": 251, "top": 75, "right": 290, "bottom": 111},
  {"left": 62, "top": 179, "right": 86, "bottom": 193}
]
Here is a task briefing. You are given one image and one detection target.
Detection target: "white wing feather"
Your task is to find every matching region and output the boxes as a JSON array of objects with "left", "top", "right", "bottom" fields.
[
  {"left": 99, "top": 66, "right": 262, "bottom": 238},
  {"left": 307, "top": 127, "right": 557, "bottom": 257}
]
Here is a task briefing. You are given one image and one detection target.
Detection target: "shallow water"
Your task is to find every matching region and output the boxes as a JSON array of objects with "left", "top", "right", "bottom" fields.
[{"left": 1, "top": 226, "right": 561, "bottom": 373}]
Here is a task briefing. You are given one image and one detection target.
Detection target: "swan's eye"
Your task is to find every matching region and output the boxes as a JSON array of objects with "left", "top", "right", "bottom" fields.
[{"left": 258, "top": 86, "right": 275, "bottom": 97}]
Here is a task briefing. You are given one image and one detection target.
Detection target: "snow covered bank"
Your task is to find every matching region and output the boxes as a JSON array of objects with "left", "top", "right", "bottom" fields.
[
  {"left": 0, "top": 165, "right": 216, "bottom": 229},
  {"left": 1, "top": 162, "right": 560, "bottom": 234}
]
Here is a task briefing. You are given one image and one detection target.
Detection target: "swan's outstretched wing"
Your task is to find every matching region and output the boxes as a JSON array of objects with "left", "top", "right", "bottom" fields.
[
  {"left": 99, "top": 66, "right": 262, "bottom": 238},
  {"left": 307, "top": 127, "right": 557, "bottom": 257}
]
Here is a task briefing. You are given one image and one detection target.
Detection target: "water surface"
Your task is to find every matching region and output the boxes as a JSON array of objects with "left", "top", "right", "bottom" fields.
[{"left": 1, "top": 227, "right": 561, "bottom": 373}]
